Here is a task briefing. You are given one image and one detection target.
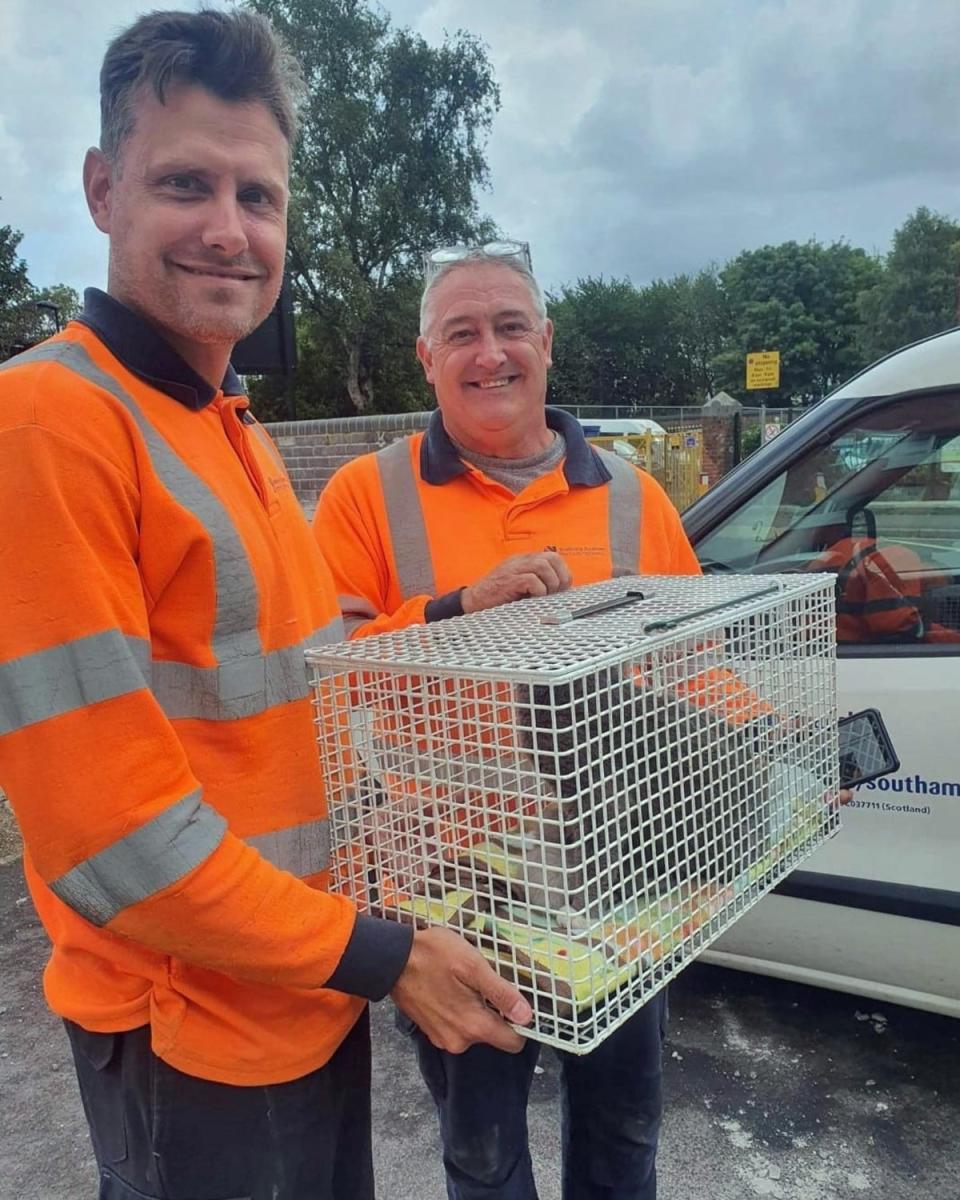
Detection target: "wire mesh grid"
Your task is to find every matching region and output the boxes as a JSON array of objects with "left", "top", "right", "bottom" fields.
[{"left": 307, "top": 574, "right": 839, "bottom": 1052}]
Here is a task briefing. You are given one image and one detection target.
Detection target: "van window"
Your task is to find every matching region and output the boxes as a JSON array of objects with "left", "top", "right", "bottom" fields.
[{"left": 696, "top": 393, "right": 960, "bottom": 647}]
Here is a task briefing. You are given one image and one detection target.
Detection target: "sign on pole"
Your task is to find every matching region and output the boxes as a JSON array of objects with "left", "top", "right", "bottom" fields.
[{"left": 746, "top": 350, "right": 780, "bottom": 390}]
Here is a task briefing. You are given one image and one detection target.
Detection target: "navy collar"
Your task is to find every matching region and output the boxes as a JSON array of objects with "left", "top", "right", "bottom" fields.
[
  {"left": 419, "top": 406, "right": 612, "bottom": 487},
  {"left": 75, "top": 288, "right": 245, "bottom": 410}
]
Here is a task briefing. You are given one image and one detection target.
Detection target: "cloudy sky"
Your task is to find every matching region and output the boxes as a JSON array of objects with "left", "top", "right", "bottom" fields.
[{"left": 2, "top": 0, "right": 959, "bottom": 298}]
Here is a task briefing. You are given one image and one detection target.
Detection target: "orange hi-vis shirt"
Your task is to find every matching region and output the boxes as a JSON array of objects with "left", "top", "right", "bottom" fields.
[
  {"left": 0, "top": 291, "right": 412, "bottom": 1086},
  {"left": 313, "top": 407, "right": 701, "bottom": 639}
]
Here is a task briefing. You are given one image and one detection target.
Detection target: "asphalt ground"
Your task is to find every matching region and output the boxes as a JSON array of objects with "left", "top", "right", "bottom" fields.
[{"left": 2, "top": 855, "right": 958, "bottom": 1200}]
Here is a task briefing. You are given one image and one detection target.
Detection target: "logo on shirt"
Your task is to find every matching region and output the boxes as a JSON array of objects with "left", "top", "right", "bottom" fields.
[{"left": 544, "top": 544, "right": 604, "bottom": 557}]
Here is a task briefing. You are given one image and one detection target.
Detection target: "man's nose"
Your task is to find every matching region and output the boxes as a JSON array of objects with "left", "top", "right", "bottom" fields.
[
  {"left": 474, "top": 328, "right": 507, "bottom": 370},
  {"left": 201, "top": 194, "right": 249, "bottom": 258}
]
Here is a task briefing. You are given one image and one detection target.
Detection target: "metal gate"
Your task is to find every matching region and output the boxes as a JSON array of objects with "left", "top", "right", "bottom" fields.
[{"left": 587, "top": 431, "right": 706, "bottom": 511}]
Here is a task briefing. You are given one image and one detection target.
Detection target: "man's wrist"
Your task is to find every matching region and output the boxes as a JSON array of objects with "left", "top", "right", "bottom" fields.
[{"left": 325, "top": 913, "right": 415, "bottom": 1000}]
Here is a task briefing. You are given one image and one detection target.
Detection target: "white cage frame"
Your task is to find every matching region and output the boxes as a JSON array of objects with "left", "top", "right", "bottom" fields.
[{"left": 308, "top": 574, "right": 839, "bottom": 1052}]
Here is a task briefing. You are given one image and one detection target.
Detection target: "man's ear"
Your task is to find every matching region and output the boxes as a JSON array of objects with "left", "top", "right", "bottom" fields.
[
  {"left": 542, "top": 318, "right": 555, "bottom": 369},
  {"left": 83, "top": 148, "right": 115, "bottom": 234},
  {"left": 416, "top": 335, "right": 436, "bottom": 385}
]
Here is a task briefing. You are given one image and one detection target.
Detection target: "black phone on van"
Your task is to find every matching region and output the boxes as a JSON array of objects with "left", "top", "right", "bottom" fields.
[{"left": 837, "top": 708, "right": 900, "bottom": 789}]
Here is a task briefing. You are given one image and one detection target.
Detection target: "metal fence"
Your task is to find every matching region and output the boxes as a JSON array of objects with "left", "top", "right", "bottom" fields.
[
  {"left": 586, "top": 432, "right": 706, "bottom": 511},
  {"left": 557, "top": 405, "right": 800, "bottom": 441},
  {"left": 556, "top": 405, "right": 706, "bottom": 430},
  {"left": 738, "top": 407, "right": 801, "bottom": 449}
]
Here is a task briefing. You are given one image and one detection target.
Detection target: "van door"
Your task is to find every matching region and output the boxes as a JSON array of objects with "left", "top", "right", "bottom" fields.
[{"left": 690, "top": 390, "right": 960, "bottom": 1010}]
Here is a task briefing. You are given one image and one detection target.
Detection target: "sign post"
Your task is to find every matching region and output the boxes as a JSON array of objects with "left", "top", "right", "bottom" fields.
[
  {"left": 746, "top": 350, "right": 781, "bottom": 445},
  {"left": 745, "top": 350, "right": 780, "bottom": 391}
]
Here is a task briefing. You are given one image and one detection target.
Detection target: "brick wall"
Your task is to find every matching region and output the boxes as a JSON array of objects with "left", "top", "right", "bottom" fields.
[{"left": 264, "top": 410, "right": 432, "bottom": 518}]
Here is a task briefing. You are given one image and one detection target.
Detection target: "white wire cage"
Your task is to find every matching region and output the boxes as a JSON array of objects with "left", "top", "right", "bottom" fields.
[{"left": 307, "top": 574, "right": 839, "bottom": 1052}]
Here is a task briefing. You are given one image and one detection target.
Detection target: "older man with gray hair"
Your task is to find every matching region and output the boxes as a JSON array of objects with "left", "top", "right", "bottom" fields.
[{"left": 314, "top": 240, "right": 700, "bottom": 1199}]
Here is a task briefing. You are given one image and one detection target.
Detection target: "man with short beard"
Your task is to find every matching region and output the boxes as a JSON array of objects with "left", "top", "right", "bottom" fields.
[{"left": 0, "top": 14, "right": 529, "bottom": 1199}]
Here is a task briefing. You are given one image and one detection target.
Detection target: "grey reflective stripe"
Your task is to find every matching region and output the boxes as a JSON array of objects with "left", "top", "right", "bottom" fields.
[
  {"left": 595, "top": 448, "right": 642, "bottom": 577},
  {"left": 247, "top": 817, "right": 330, "bottom": 878},
  {"left": 151, "top": 651, "right": 307, "bottom": 721},
  {"left": 49, "top": 790, "right": 227, "bottom": 926},
  {"left": 376, "top": 439, "right": 436, "bottom": 600},
  {"left": 7, "top": 340, "right": 340, "bottom": 722},
  {"left": 153, "top": 619, "right": 343, "bottom": 721},
  {"left": 0, "top": 342, "right": 61, "bottom": 373},
  {"left": 305, "top": 615, "right": 345, "bottom": 646},
  {"left": 0, "top": 631, "right": 150, "bottom": 736},
  {"left": 12, "top": 341, "right": 262, "bottom": 666}
]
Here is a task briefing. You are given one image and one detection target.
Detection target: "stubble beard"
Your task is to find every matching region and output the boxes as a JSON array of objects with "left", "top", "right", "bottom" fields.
[
  {"left": 109, "top": 251, "right": 278, "bottom": 350},
  {"left": 171, "top": 279, "right": 277, "bottom": 346}
]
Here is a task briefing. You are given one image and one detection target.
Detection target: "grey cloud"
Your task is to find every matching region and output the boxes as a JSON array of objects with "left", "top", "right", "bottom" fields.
[
  {"left": 569, "top": 2, "right": 960, "bottom": 197},
  {"left": 2, "top": 0, "right": 957, "bottom": 301}
]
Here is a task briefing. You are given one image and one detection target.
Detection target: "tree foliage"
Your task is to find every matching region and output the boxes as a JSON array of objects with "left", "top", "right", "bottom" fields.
[
  {"left": 251, "top": 276, "right": 431, "bottom": 421},
  {"left": 0, "top": 224, "right": 35, "bottom": 355},
  {"left": 857, "top": 207, "right": 960, "bottom": 364},
  {"left": 547, "top": 270, "right": 728, "bottom": 412},
  {"left": 711, "top": 240, "right": 881, "bottom": 405},
  {"left": 546, "top": 212, "right": 960, "bottom": 413},
  {"left": 243, "top": 198, "right": 960, "bottom": 417},
  {"left": 247, "top": 0, "right": 499, "bottom": 415},
  {"left": 0, "top": 221, "right": 80, "bottom": 358}
]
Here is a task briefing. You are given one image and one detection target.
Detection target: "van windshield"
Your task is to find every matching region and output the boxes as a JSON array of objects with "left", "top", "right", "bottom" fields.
[{"left": 696, "top": 393, "right": 960, "bottom": 645}]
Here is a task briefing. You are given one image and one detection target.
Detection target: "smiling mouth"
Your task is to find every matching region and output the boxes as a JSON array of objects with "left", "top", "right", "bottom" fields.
[
  {"left": 470, "top": 376, "right": 519, "bottom": 390},
  {"left": 175, "top": 265, "right": 260, "bottom": 281}
]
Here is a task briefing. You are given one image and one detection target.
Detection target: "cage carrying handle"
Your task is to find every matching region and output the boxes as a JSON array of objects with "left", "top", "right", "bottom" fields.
[{"left": 642, "top": 584, "right": 782, "bottom": 633}]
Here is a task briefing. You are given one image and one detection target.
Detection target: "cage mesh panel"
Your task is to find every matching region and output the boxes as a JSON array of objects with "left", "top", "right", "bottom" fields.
[{"left": 309, "top": 575, "right": 838, "bottom": 1052}]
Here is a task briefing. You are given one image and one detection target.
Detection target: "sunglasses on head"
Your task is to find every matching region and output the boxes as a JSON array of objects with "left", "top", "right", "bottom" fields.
[{"left": 422, "top": 240, "right": 532, "bottom": 280}]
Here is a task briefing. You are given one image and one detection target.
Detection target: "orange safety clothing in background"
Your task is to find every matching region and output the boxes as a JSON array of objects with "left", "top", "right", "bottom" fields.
[
  {"left": 809, "top": 535, "right": 960, "bottom": 644},
  {"left": 313, "top": 407, "right": 701, "bottom": 639},
  {"left": 0, "top": 290, "right": 412, "bottom": 1087}
]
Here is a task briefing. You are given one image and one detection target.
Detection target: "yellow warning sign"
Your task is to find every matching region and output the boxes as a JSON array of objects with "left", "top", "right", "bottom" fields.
[{"left": 746, "top": 350, "right": 780, "bottom": 390}]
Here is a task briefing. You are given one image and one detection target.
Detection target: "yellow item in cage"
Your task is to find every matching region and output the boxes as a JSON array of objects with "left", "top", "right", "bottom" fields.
[
  {"left": 396, "top": 888, "right": 478, "bottom": 927},
  {"left": 462, "top": 840, "right": 525, "bottom": 884},
  {"left": 475, "top": 913, "right": 641, "bottom": 1011}
]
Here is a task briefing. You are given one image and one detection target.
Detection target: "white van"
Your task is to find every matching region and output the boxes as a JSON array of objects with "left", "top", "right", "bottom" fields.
[
  {"left": 683, "top": 328, "right": 960, "bottom": 1017},
  {"left": 577, "top": 417, "right": 667, "bottom": 437}
]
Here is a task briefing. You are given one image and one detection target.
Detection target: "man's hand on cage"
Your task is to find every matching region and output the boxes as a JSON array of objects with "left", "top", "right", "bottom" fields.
[
  {"left": 461, "top": 552, "right": 572, "bottom": 614},
  {"left": 390, "top": 927, "right": 533, "bottom": 1053}
]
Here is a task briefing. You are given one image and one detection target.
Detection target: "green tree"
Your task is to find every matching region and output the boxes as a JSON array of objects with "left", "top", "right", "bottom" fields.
[
  {"left": 251, "top": 275, "right": 431, "bottom": 421},
  {"left": 857, "top": 207, "right": 960, "bottom": 363},
  {"left": 713, "top": 240, "right": 881, "bottom": 405},
  {"left": 548, "top": 277, "right": 649, "bottom": 411},
  {"left": 547, "top": 270, "right": 730, "bottom": 411},
  {"left": 0, "top": 221, "right": 80, "bottom": 358},
  {"left": 0, "top": 224, "right": 34, "bottom": 355},
  {"left": 669, "top": 268, "right": 729, "bottom": 401},
  {"left": 247, "top": 0, "right": 500, "bottom": 415},
  {"left": 30, "top": 283, "right": 81, "bottom": 332}
]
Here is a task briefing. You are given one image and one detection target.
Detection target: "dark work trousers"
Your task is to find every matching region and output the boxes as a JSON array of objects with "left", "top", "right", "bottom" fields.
[
  {"left": 65, "top": 1007, "right": 373, "bottom": 1200},
  {"left": 406, "top": 990, "right": 667, "bottom": 1200}
]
